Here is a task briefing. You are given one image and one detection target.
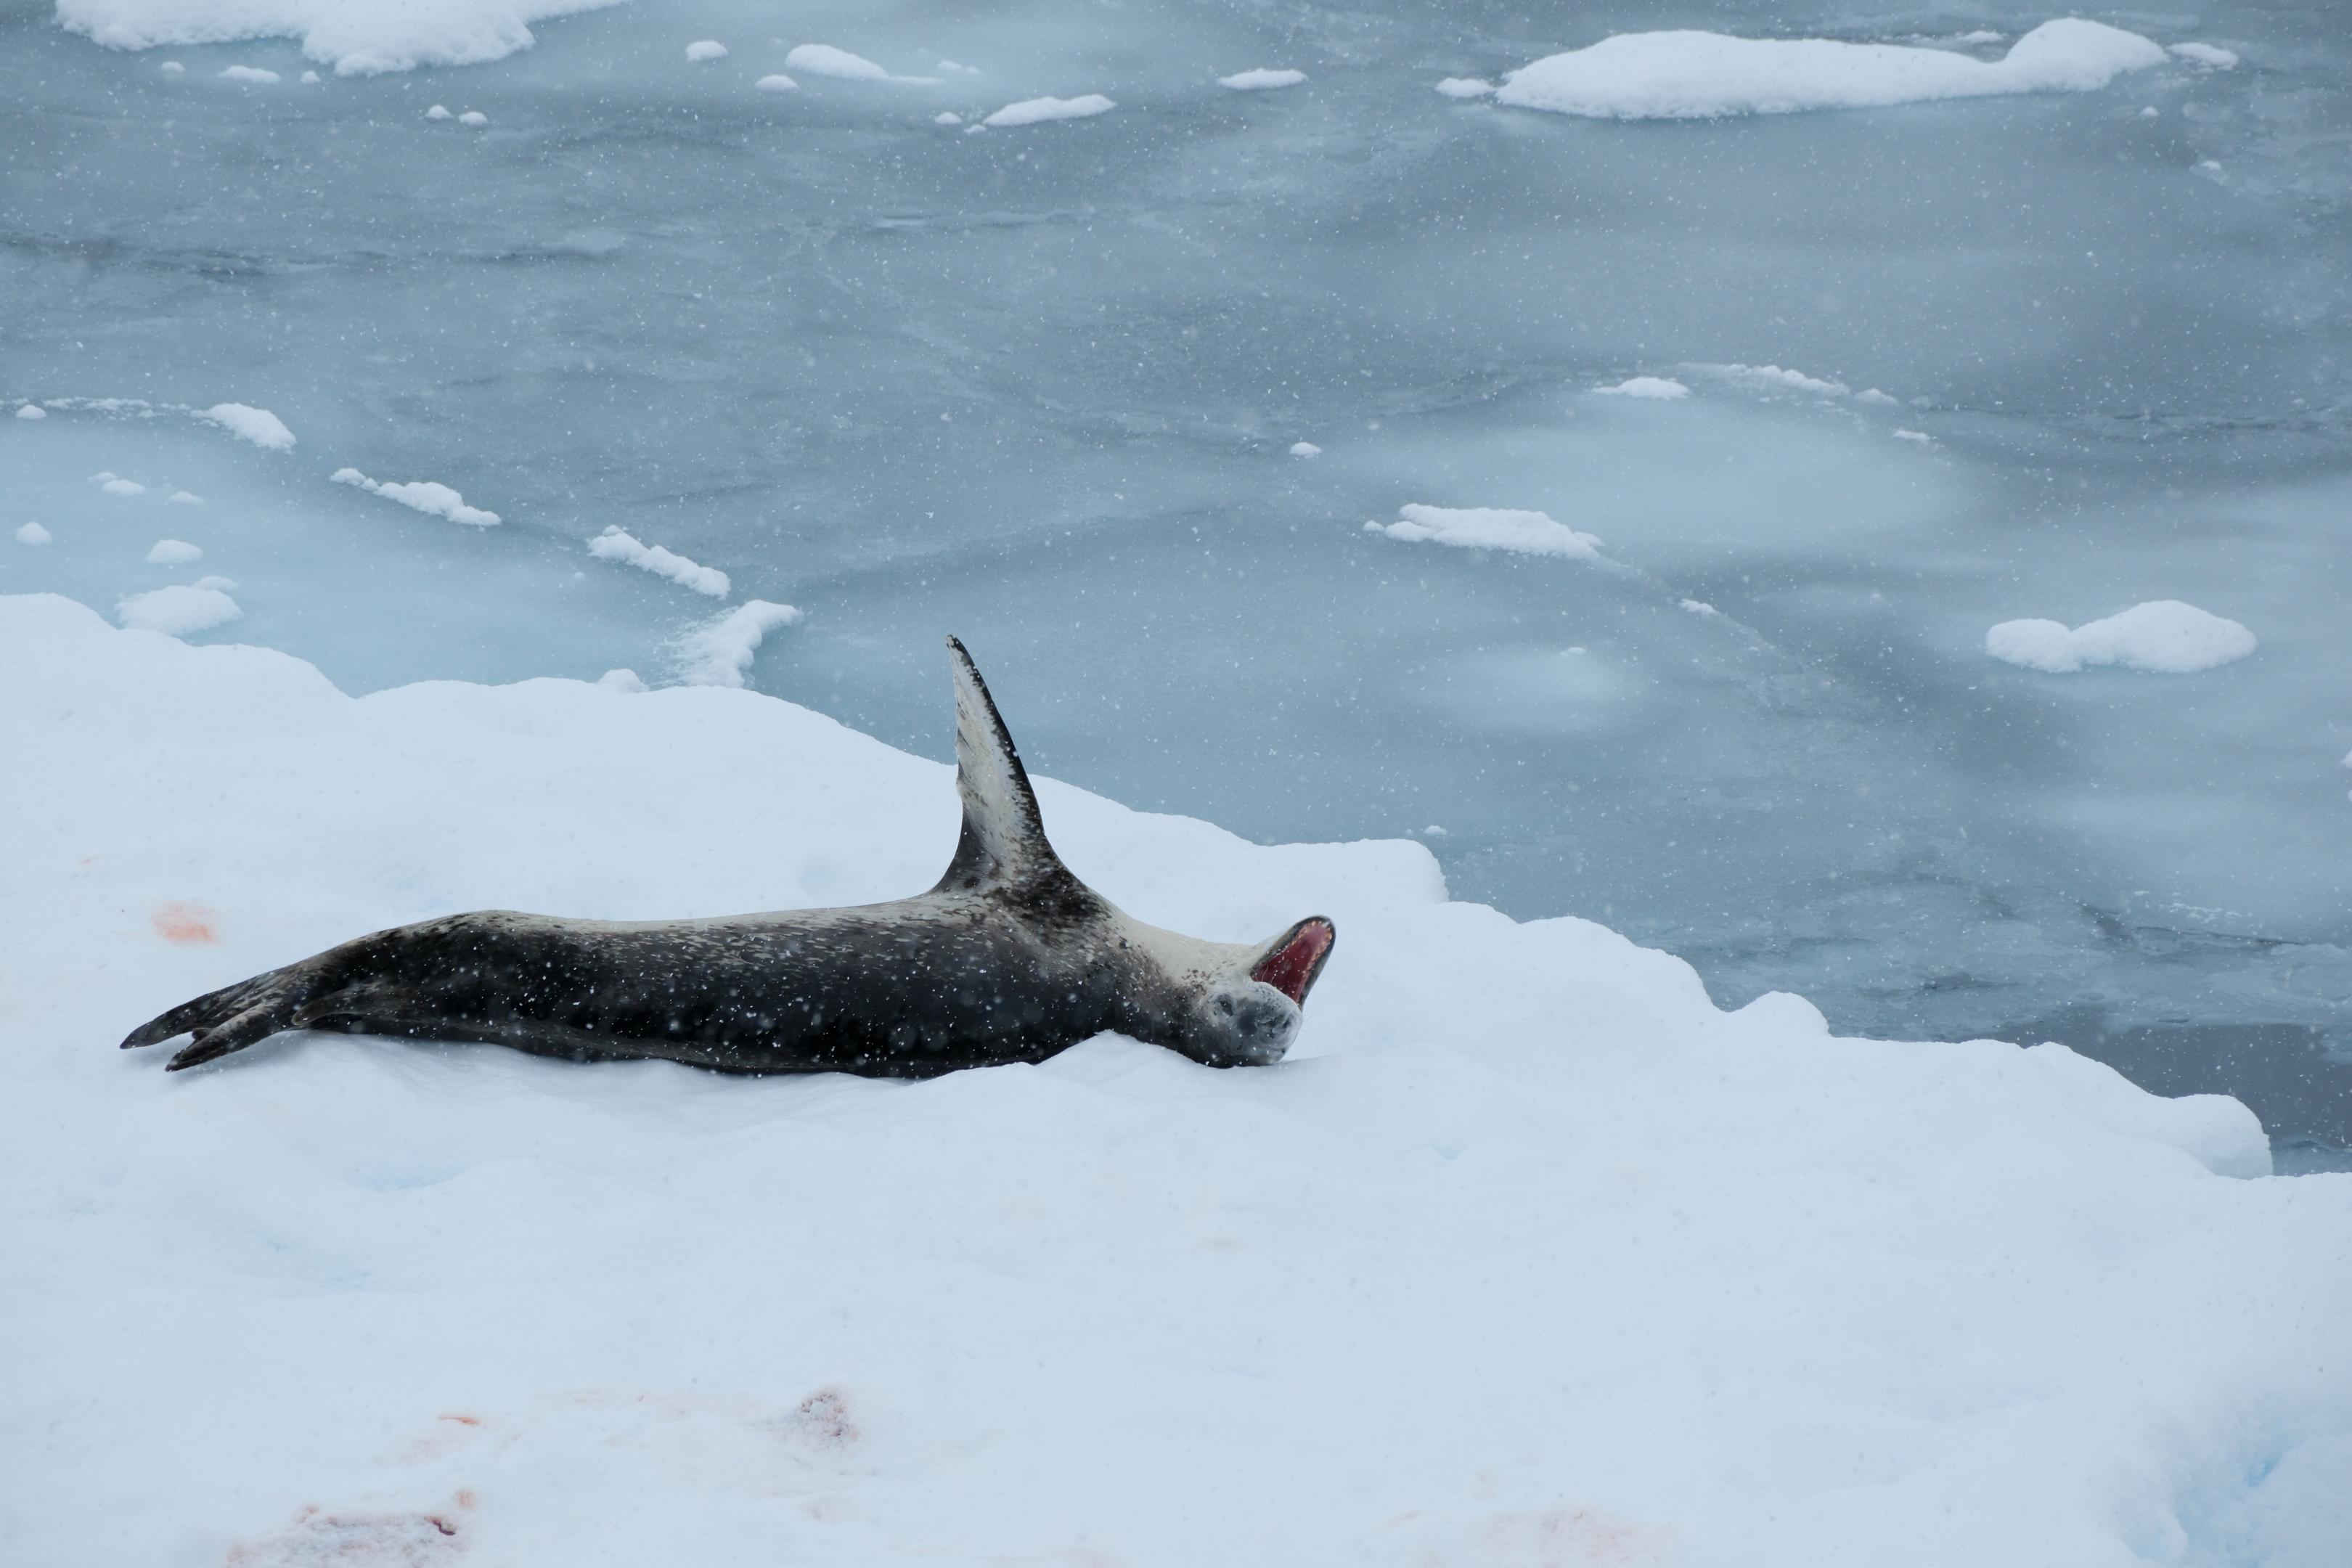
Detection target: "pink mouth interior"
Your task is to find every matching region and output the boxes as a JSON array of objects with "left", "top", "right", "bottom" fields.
[{"left": 1251, "top": 918, "right": 1334, "bottom": 1006}]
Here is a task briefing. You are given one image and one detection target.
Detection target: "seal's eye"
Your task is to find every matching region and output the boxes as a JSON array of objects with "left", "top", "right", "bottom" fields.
[{"left": 1250, "top": 918, "right": 1334, "bottom": 1006}]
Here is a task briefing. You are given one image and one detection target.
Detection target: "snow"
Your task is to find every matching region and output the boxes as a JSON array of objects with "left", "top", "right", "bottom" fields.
[
  {"left": 1895, "top": 428, "right": 1932, "bottom": 443},
  {"left": 458, "top": 110, "right": 488, "bottom": 126},
  {"left": 4, "top": 591, "right": 2348, "bottom": 1567},
  {"left": 1496, "top": 19, "right": 2169, "bottom": 120},
  {"left": 588, "top": 525, "right": 730, "bottom": 598},
  {"left": 783, "top": 44, "right": 935, "bottom": 85},
  {"left": 157, "top": 57, "right": 181, "bottom": 71},
  {"left": 933, "top": 110, "right": 959, "bottom": 124},
  {"left": 1219, "top": 68, "right": 1305, "bottom": 91},
  {"left": 2171, "top": 42, "right": 2239, "bottom": 68},
  {"left": 1702, "top": 362, "right": 1850, "bottom": 396},
  {"left": 332, "top": 467, "right": 500, "bottom": 526},
  {"left": 145, "top": 538, "right": 203, "bottom": 565},
  {"left": 58, "top": 0, "right": 625, "bottom": 76},
  {"left": 1593, "top": 375, "right": 1689, "bottom": 399},
  {"left": 218, "top": 64, "right": 278, "bottom": 83},
  {"left": 425, "top": 102, "right": 452, "bottom": 120},
  {"left": 984, "top": 94, "right": 1116, "bottom": 128},
  {"left": 113, "top": 582, "right": 240, "bottom": 634},
  {"left": 299, "top": 68, "right": 317, "bottom": 81},
  {"left": 101, "top": 477, "right": 147, "bottom": 496},
  {"left": 16, "top": 403, "right": 47, "bottom": 419},
  {"left": 171, "top": 490, "right": 204, "bottom": 504},
  {"left": 1289, "top": 441, "right": 1321, "bottom": 457},
  {"left": 199, "top": 401, "right": 295, "bottom": 451},
  {"left": 674, "top": 598, "right": 802, "bottom": 686},
  {"left": 757, "top": 74, "right": 798, "bottom": 93},
  {"left": 1680, "top": 597, "right": 1720, "bottom": 616},
  {"left": 15, "top": 522, "right": 53, "bottom": 545},
  {"left": 684, "top": 39, "right": 726, "bottom": 62},
  {"left": 595, "top": 666, "right": 646, "bottom": 692},
  {"left": 1435, "top": 76, "right": 1495, "bottom": 99},
  {"left": 1366, "top": 503, "right": 1604, "bottom": 560},
  {"left": 1986, "top": 600, "right": 2257, "bottom": 674}
]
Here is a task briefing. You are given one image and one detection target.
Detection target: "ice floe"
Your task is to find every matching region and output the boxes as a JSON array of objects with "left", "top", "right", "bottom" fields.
[
  {"left": 2170, "top": 42, "right": 2238, "bottom": 68},
  {"left": 676, "top": 598, "right": 802, "bottom": 686},
  {"left": 784, "top": 44, "right": 936, "bottom": 85},
  {"left": 1289, "top": 441, "right": 1321, "bottom": 457},
  {"left": 1366, "top": 504, "right": 1603, "bottom": 560},
  {"left": 985, "top": 94, "right": 1116, "bottom": 127},
  {"left": 218, "top": 64, "right": 278, "bottom": 83},
  {"left": 16, "top": 403, "right": 46, "bottom": 420},
  {"left": 758, "top": 74, "right": 798, "bottom": 93},
  {"left": 1495, "top": 19, "right": 2168, "bottom": 120},
  {"left": 1435, "top": 77, "right": 1495, "bottom": 99},
  {"left": 197, "top": 401, "right": 295, "bottom": 451},
  {"left": 115, "top": 582, "right": 240, "bottom": 635},
  {"left": 684, "top": 39, "right": 726, "bottom": 62},
  {"left": 1219, "top": 68, "right": 1305, "bottom": 91},
  {"left": 426, "top": 102, "right": 452, "bottom": 120},
  {"left": 458, "top": 110, "right": 487, "bottom": 126},
  {"left": 1698, "top": 362, "right": 1850, "bottom": 396},
  {"left": 1985, "top": 600, "right": 2256, "bottom": 674},
  {"left": 1593, "top": 375, "right": 1689, "bottom": 399},
  {"left": 58, "top": 0, "right": 626, "bottom": 76},
  {"left": 144, "top": 539, "right": 203, "bottom": 565},
  {"left": 588, "top": 526, "right": 730, "bottom": 598},
  {"left": 15, "top": 522, "right": 52, "bottom": 545},
  {"left": 332, "top": 467, "right": 501, "bottom": 526},
  {"left": 100, "top": 477, "right": 147, "bottom": 497}
]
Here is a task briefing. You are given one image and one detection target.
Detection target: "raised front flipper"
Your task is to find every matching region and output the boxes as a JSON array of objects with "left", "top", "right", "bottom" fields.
[{"left": 936, "top": 635, "right": 1066, "bottom": 893}]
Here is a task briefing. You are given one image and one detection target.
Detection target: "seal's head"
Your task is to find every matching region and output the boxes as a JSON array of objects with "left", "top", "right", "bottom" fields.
[{"left": 1175, "top": 915, "right": 1336, "bottom": 1068}]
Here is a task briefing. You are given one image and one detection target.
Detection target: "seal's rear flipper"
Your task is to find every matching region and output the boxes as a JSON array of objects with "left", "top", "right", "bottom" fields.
[
  {"left": 937, "top": 636, "right": 1063, "bottom": 891},
  {"left": 122, "top": 965, "right": 306, "bottom": 1069}
]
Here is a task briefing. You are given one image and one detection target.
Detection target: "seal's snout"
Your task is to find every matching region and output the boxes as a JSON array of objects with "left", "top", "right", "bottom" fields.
[{"left": 1251, "top": 917, "right": 1335, "bottom": 1007}]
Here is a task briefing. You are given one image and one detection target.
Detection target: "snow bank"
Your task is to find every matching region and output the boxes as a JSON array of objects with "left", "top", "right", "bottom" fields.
[
  {"left": 198, "top": 401, "right": 295, "bottom": 451},
  {"left": 144, "top": 538, "right": 203, "bottom": 564},
  {"left": 115, "top": 582, "right": 240, "bottom": 634},
  {"left": 57, "top": 0, "right": 624, "bottom": 75},
  {"left": 332, "top": 467, "right": 500, "bottom": 526},
  {"left": 784, "top": 44, "right": 936, "bottom": 84},
  {"left": 1495, "top": 18, "right": 2168, "bottom": 120},
  {"left": 675, "top": 598, "right": 802, "bottom": 686},
  {"left": 1986, "top": 600, "right": 2256, "bottom": 674},
  {"left": 984, "top": 94, "right": 1116, "bottom": 127},
  {"left": 15, "top": 522, "right": 53, "bottom": 544},
  {"left": 588, "top": 526, "right": 729, "bottom": 598},
  {"left": 1594, "top": 375, "right": 1689, "bottom": 399},
  {"left": 1367, "top": 502, "right": 1603, "bottom": 560},
  {"left": 1219, "top": 68, "right": 1304, "bottom": 91},
  {"left": 3, "top": 590, "right": 2345, "bottom": 1568}
]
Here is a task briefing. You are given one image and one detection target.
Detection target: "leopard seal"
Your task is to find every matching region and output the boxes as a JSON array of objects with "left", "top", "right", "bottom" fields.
[{"left": 122, "top": 637, "right": 1335, "bottom": 1077}]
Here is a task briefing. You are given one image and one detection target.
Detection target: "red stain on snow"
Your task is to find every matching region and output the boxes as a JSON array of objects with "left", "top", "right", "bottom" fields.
[
  {"left": 223, "top": 1491, "right": 475, "bottom": 1565},
  {"left": 152, "top": 901, "right": 220, "bottom": 944}
]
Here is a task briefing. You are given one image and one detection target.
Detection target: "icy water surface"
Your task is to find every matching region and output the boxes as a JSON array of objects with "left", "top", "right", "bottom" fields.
[{"left": 4, "top": 1, "right": 2347, "bottom": 1153}]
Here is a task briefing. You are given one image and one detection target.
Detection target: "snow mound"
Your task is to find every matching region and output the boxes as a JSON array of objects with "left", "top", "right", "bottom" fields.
[
  {"left": 1436, "top": 76, "right": 1495, "bottom": 99},
  {"left": 1289, "top": 441, "right": 1321, "bottom": 457},
  {"left": 144, "top": 538, "right": 203, "bottom": 565},
  {"left": 784, "top": 44, "right": 936, "bottom": 85},
  {"left": 101, "top": 477, "right": 147, "bottom": 496},
  {"left": 115, "top": 583, "right": 240, "bottom": 635},
  {"left": 2170, "top": 41, "right": 2237, "bottom": 68},
  {"left": 169, "top": 491, "right": 204, "bottom": 505},
  {"left": 1366, "top": 503, "right": 1603, "bottom": 560},
  {"left": 15, "top": 522, "right": 53, "bottom": 544},
  {"left": 17, "top": 403, "right": 48, "bottom": 420},
  {"left": 756, "top": 73, "right": 797, "bottom": 92},
  {"left": 1593, "top": 375, "right": 1689, "bottom": 399},
  {"left": 1700, "top": 362, "right": 1850, "bottom": 396},
  {"left": 332, "top": 467, "right": 500, "bottom": 526},
  {"left": 218, "top": 63, "right": 277, "bottom": 81},
  {"left": 4, "top": 590, "right": 2346, "bottom": 1567},
  {"left": 1986, "top": 600, "right": 2256, "bottom": 674},
  {"left": 198, "top": 401, "right": 294, "bottom": 451},
  {"left": 1497, "top": 18, "right": 2168, "bottom": 120},
  {"left": 676, "top": 599, "right": 802, "bottom": 686},
  {"left": 588, "top": 526, "right": 730, "bottom": 598},
  {"left": 984, "top": 94, "right": 1115, "bottom": 127},
  {"left": 684, "top": 39, "right": 725, "bottom": 62},
  {"left": 458, "top": 109, "right": 487, "bottom": 126},
  {"left": 1220, "top": 68, "right": 1305, "bottom": 91},
  {"left": 58, "top": 0, "right": 624, "bottom": 75}
]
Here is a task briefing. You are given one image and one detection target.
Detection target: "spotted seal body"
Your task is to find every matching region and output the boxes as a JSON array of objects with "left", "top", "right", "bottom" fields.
[{"left": 123, "top": 638, "right": 1335, "bottom": 1077}]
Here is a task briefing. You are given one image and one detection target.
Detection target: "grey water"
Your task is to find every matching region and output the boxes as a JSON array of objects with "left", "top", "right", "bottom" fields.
[{"left": 4, "top": 0, "right": 2347, "bottom": 1162}]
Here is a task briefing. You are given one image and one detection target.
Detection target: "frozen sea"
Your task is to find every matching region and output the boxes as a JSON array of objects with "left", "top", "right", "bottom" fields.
[{"left": 4, "top": 0, "right": 2348, "bottom": 1161}]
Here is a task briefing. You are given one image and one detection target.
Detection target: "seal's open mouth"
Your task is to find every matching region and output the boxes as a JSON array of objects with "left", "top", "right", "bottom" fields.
[{"left": 1251, "top": 917, "right": 1335, "bottom": 1006}]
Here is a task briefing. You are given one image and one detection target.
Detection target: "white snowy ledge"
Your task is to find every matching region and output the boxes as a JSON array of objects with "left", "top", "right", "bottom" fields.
[
  {"left": 984, "top": 94, "right": 1116, "bottom": 128},
  {"left": 332, "top": 466, "right": 500, "bottom": 526},
  {"left": 1986, "top": 600, "right": 2256, "bottom": 674},
  {"left": 1495, "top": 17, "right": 2168, "bottom": 119},
  {"left": 6, "top": 594, "right": 2347, "bottom": 1565},
  {"left": 588, "top": 526, "right": 729, "bottom": 598},
  {"left": 1367, "top": 503, "right": 1603, "bottom": 560},
  {"left": 56, "top": 0, "right": 626, "bottom": 75}
]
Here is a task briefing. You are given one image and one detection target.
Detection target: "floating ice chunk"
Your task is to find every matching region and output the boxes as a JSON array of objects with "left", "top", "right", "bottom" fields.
[
  {"left": 1856, "top": 388, "right": 1899, "bottom": 405},
  {"left": 2200, "top": 159, "right": 2223, "bottom": 171},
  {"left": 299, "top": 68, "right": 317, "bottom": 82},
  {"left": 596, "top": 668, "right": 648, "bottom": 693},
  {"left": 938, "top": 60, "right": 979, "bottom": 75},
  {"left": 1220, "top": 68, "right": 1306, "bottom": 91},
  {"left": 1436, "top": 77, "right": 1495, "bottom": 99},
  {"left": 1593, "top": 375, "right": 1689, "bottom": 399},
  {"left": 685, "top": 39, "right": 727, "bottom": 62},
  {"left": 785, "top": 44, "right": 937, "bottom": 84},
  {"left": 1987, "top": 600, "right": 2255, "bottom": 674},
  {"left": 1950, "top": 30, "right": 2006, "bottom": 46},
  {"left": 1894, "top": 428, "right": 1932, "bottom": 444},
  {"left": 332, "top": 467, "right": 500, "bottom": 526},
  {"left": 192, "top": 574, "right": 237, "bottom": 592},
  {"left": 145, "top": 539, "right": 203, "bottom": 565},
  {"left": 984, "top": 94, "right": 1116, "bottom": 127},
  {"left": 117, "top": 584, "right": 240, "bottom": 636},
  {"left": 1703, "top": 362, "right": 1850, "bottom": 396},
  {"left": 758, "top": 74, "right": 799, "bottom": 92},
  {"left": 1679, "top": 598, "right": 1719, "bottom": 616},
  {"left": 15, "top": 523, "right": 52, "bottom": 545},
  {"left": 15, "top": 404, "right": 45, "bottom": 420},
  {"left": 1495, "top": 19, "right": 2168, "bottom": 120},
  {"left": 2169, "top": 42, "right": 2237, "bottom": 68},
  {"left": 197, "top": 401, "right": 295, "bottom": 450},
  {"left": 425, "top": 104, "right": 452, "bottom": 120},
  {"left": 589, "top": 526, "right": 730, "bottom": 597},
  {"left": 458, "top": 110, "right": 487, "bottom": 126},
  {"left": 1289, "top": 441, "right": 1322, "bottom": 457},
  {"left": 2140, "top": 105, "right": 2159, "bottom": 117},
  {"left": 677, "top": 600, "right": 802, "bottom": 687},
  {"left": 1366, "top": 503, "right": 1603, "bottom": 560},
  {"left": 169, "top": 490, "right": 204, "bottom": 504},
  {"left": 158, "top": 59, "right": 182, "bottom": 73},
  {"left": 60, "top": 0, "right": 626, "bottom": 76},
  {"left": 934, "top": 110, "right": 960, "bottom": 124},
  {"left": 101, "top": 478, "right": 147, "bottom": 497},
  {"left": 219, "top": 65, "right": 278, "bottom": 83}
]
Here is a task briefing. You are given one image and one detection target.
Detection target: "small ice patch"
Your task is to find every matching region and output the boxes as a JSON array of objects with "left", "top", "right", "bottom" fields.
[
  {"left": 1289, "top": 441, "right": 1322, "bottom": 457},
  {"left": 758, "top": 75, "right": 799, "bottom": 92},
  {"left": 597, "top": 668, "right": 648, "bottom": 693},
  {"left": 589, "top": 526, "right": 730, "bottom": 597},
  {"left": 938, "top": 60, "right": 979, "bottom": 75},
  {"left": 60, "top": 0, "right": 626, "bottom": 76},
  {"left": 1593, "top": 376, "right": 1689, "bottom": 399},
  {"left": 1495, "top": 19, "right": 2167, "bottom": 120},
  {"left": 1366, "top": 504, "right": 1603, "bottom": 560},
  {"left": 145, "top": 539, "right": 203, "bottom": 565},
  {"left": 785, "top": 44, "right": 936, "bottom": 84},
  {"left": 685, "top": 39, "right": 727, "bottom": 62},
  {"left": 1894, "top": 428, "right": 1932, "bottom": 444},
  {"left": 426, "top": 104, "right": 452, "bottom": 121},
  {"left": 299, "top": 68, "right": 317, "bottom": 82},
  {"left": 1856, "top": 388, "right": 1899, "bottom": 405},
  {"left": 1985, "top": 600, "right": 2255, "bottom": 674},
  {"left": 2169, "top": 42, "right": 2237, "bottom": 68},
  {"left": 458, "top": 110, "right": 487, "bottom": 126},
  {"left": 1220, "top": 68, "right": 1306, "bottom": 91},
  {"left": 219, "top": 65, "right": 278, "bottom": 83},
  {"left": 677, "top": 600, "right": 802, "bottom": 687},
  {"left": 1950, "top": 30, "right": 2006, "bottom": 46},
  {"left": 984, "top": 94, "right": 1116, "bottom": 127},
  {"left": 1679, "top": 598, "right": 1720, "bottom": 616},
  {"left": 332, "top": 467, "right": 500, "bottom": 526},
  {"left": 117, "top": 584, "right": 240, "bottom": 637},
  {"left": 15, "top": 404, "right": 46, "bottom": 420},
  {"left": 158, "top": 60, "right": 182, "bottom": 73},
  {"left": 2140, "top": 105, "right": 2159, "bottom": 117},
  {"left": 1436, "top": 77, "right": 1495, "bottom": 99},
  {"left": 15, "top": 522, "right": 52, "bottom": 545},
  {"left": 100, "top": 478, "right": 147, "bottom": 497},
  {"left": 169, "top": 490, "right": 204, "bottom": 505},
  {"left": 198, "top": 402, "right": 295, "bottom": 451},
  {"left": 934, "top": 110, "right": 960, "bottom": 124},
  {"left": 191, "top": 574, "right": 236, "bottom": 592},
  {"left": 1703, "top": 362, "right": 1850, "bottom": 396}
]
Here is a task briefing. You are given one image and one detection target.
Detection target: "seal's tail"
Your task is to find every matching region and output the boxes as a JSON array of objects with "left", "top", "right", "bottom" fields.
[{"left": 121, "top": 968, "right": 305, "bottom": 1071}]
